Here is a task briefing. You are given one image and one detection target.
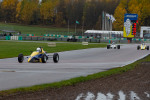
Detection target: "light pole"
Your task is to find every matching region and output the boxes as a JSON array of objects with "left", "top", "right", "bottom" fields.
[{"left": 68, "top": 19, "right": 69, "bottom": 35}]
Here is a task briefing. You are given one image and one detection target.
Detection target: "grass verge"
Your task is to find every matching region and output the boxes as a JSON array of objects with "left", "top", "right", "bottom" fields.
[
  {"left": 0, "top": 23, "right": 74, "bottom": 35},
  {"left": 0, "top": 41, "right": 106, "bottom": 59},
  {"left": 0, "top": 54, "right": 150, "bottom": 96}
]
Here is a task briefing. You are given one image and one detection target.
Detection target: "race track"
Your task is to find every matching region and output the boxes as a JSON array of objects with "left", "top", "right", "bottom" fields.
[{"left": 0, "top": 44, "right": 149, "bottom": 90}]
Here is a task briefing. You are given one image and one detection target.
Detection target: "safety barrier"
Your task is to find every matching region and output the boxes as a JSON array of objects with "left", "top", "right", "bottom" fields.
[
  {"left": 5, "top": 36, "right": 11, "bottom": 40},
  {"left": 11, "top": 36, "right": 18, "bottom": 40},
  {"left": 27, "top": 34, "right": 34, "bottom": 36},
  {"left": 2, "top": 35, "right": 150, "bottom": 43},
  {"left": 5, "top": 36, "right": 22, "bottom": 40},
  {"left": 44, "top": 34, "right": 90, "bottom": 39}
]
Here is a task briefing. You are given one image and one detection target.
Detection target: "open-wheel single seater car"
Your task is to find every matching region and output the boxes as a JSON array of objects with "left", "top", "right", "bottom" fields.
[
  {"left": 107, "top": 42, "right": 120, "bottom": 49},
  {"left": 18, "top": 47, "right": 59, "bottom": 63},
  {"left": 137, "top": 43, "right": 149, "bottom": 50}
]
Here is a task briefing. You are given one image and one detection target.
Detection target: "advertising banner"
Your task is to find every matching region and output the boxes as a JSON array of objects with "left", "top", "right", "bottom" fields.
[{"left": 123, "top": 14, "right": 138, "bottom": 38}]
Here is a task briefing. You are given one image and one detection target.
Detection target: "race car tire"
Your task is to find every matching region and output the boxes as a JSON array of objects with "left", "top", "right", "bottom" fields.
[
  {"left": 67, "top": 39, "right": 70, "bottom": 42},
  {"left": 41, "top": 54, "right": 47, "bottom": 63},
  {"left": 18, "top": 54, "right": 24, "bottom": 63},
  {"left": 147, "top": 46, "right": 149, "bottom": 50},
  {"left": 53, "top": 53, "right": 59, "bottom": 63},
  {"left": 107, "top": 45, "right": 110, "bottom": 49},
  {"left": 117, "top": 45, "right": 120, "bottom": 49},
  {"left": 137, "top": 46, "right": 140, "bottom": 50}
]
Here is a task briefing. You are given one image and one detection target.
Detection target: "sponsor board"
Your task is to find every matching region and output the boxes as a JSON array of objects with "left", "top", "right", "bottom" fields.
[{"left": 123, "top": 14, "right": 138, "bottom": 38}]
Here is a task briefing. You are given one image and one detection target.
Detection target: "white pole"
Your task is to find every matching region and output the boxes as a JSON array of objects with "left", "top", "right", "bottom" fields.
[
  {"left": 75, "top": 22, "right": 77, "bottom": 35},
  {"left": 68, "top": 20, "right": 69, "bottom": 35},
  {"left": 82, "top": 20, "right": 84, "bottom": 36},
  {"left": 102, "top": 11, "right": 104, "bottom": 30}
]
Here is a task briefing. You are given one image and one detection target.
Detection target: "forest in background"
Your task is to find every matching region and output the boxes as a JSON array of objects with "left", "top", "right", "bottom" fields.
[{"left": 0, "top": 0, "right": 150, "bottom": 31}]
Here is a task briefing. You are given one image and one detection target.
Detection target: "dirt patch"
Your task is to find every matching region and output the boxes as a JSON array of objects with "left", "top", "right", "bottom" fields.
[{"left": 1, "top": 63, "right": 150, "bottom": 100}]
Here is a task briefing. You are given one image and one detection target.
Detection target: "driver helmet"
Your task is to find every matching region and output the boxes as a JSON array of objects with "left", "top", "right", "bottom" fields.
[
  {"left": 142, "top": 43, "right": 145, "bottom": 45},
  {"left": 36, "top": 47, "right": 42, "bottom": 52}
]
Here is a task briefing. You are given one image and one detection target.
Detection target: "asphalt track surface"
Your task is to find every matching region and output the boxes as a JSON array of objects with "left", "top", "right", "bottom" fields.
[{"left": 0, "top": 44, "right": 149, "bottom": 90}]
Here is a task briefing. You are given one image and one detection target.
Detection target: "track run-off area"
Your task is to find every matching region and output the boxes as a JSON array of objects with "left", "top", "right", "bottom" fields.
[{"left": 0, "top": 43, "right": 149, "bottom": 90}]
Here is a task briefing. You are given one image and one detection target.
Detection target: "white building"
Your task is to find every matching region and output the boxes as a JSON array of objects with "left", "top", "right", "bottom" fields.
[{"left": 84, "top": 30, "right": 123, "bottom": 39}]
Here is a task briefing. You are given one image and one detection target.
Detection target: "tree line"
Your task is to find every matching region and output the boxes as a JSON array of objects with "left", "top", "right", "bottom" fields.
[
  {"left": 0, "top": 0, "right": 149, "bottom": 31},
  {"left": 113, "top": 0, "right": 150, "bottom": 31},
  {"left": 0, "top": 0, "right": 120, "bottom": 30}
]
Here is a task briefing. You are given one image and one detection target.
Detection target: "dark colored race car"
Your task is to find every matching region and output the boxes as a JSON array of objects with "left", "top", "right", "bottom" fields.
[
  {"left": 67, "top": 35, "right": 77, "bottom": 42},
  {"left": 18, "top": 47, "right": 59, "bottom": 63}
]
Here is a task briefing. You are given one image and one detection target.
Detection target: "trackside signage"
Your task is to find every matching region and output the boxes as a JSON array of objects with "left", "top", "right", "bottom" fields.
[
  {"left": 123, "top": 14, "right": 138, "bottom": 38},
  {"left": 124, "top": 14, "right": 138, "bottom": 22}
]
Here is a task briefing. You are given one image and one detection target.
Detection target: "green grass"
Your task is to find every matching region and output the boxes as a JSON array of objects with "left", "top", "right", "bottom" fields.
[
  {"left": 0, "top": 23, "right": 75, "bottom": 36},
  {"left": 0, "top": 52, "right": 150, "bottom": 96},
  {"left": 0, "top": 41, "right": 106, "bottom": 59}
]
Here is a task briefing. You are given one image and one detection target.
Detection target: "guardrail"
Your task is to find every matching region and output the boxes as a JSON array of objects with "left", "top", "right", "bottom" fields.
[
  {"left": 1, "top": 35, "right": 150, "bottom": 43},
  {"left": 5, "top": 36, "right": 23, "bottom": 40}
]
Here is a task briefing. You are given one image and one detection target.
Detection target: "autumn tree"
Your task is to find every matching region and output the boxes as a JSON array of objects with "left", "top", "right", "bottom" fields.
[
  {"left": 113, "top": 0, "right": 150, "bottom": 31},
  {"left": 16, "top": 1, "right": 21, "bottom": 23},
  {"left": 95, "top": 15, "right": 102, "bottom": 30},
  {"left": 140, "top": 0, "right": 150, "bottom": 26},
  {"left": 40, "top": 0, "right": 59, "bottom": 25},
  {"left": 56, "top": 0, "right": 66, "bottom": 26},
  {"left": 16, "top": 0, "right": 39, "bottom": 24},
  {"left": 55, "top": 12, "right": 65, "bottom": 26},
  {"left": 113, "top": 3, "right": 127, "bottom": 31},
  {"left": 0, "top": 0, "right": 121, "bottom": 28},
  {"left": 83, "top": 1, "right": 97, "bottom": 28},
  {"left": 1, "top": 0, "right": 18, "bottom": 22},
  {"left": 0, "top": 2, "right": 2, "bottom": 21},
  {"left": 127, "top": 0, "right": 141, "bottom": 31}
]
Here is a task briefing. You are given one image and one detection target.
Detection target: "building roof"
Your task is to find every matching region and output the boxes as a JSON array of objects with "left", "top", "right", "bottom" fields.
[{"left": 85, "top": 30, "right": 123, "bottom": 34}]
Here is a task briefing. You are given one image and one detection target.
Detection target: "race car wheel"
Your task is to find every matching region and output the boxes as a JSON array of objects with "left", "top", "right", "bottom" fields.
[
  {"left": 147, "top": 46, "right": 149, "bottom": 50},
  {"left": 137, "top": 46, "right": 140, "bottom": 50},
  {"left": 117, "top": 45, "right": 120, "bottom": 49},
  {"left": 53, "top": 53, "right": 59, "bottom": 63},
  {"left": 18, "top": 54, "right": 24, "bottom": 63},
  {"left": 107, "top": 45, "right": 110, "bottom": 49},
  {"left": 41, "top": 54, "right": 47, "bottom": 63}
]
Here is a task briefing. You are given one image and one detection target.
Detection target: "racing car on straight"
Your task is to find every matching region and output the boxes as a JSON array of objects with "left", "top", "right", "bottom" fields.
[
  {"left": 137, "top": 43, "right": 149, "bottom": 50},
  {"left": 18, "top": 47, "right": 59, "bottom": 63},
  {"left": 107, "top": 42, "right": 120, "bottom": 49}
]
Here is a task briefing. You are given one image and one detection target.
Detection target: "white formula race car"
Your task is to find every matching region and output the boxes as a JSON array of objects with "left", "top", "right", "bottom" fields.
[
  {"left": 137, "top": 43, "right": 149, "bottom": 50},
  {"left": 107, "top": 42, "right": 120, "bottom": 49}
]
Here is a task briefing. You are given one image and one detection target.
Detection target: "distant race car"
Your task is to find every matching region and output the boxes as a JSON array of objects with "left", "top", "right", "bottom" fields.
[
  {"left": 137, "top": 43, "right": 149, "bottom": 50},
  {"left": 18, "top": 47, "right": 59, "bottom": 63},
  {"left": 107, "top": 42, "right": 120, "bottom": 49},
  {"left": 67, "top": 35, "right": 77, "bottom": 42}
]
